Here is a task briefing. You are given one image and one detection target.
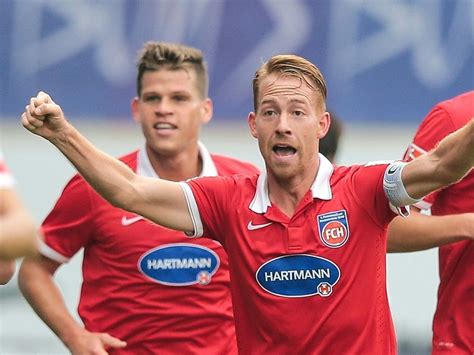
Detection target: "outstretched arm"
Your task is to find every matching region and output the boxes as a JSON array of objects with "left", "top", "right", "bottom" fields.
[
  {"left": 21, "top": 92, "right": 193, "bottom": 233},
  {"left": 401, "top": 119, "right": 474, "bottom": 199},
  {"left": 387, "top": 209, "right": 474, "bottom": 253}
]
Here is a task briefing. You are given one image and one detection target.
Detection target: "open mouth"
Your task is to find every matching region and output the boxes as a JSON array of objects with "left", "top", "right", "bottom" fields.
[
  {"left": 153, "top": 122, "right": 177, "bottom": 131},
  {"left": 272, "top": 144, "right": 297, "bottom": 157}
]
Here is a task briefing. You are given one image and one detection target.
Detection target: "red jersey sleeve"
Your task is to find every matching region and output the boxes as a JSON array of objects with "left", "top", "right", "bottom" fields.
[
  {"left": 40, "top": 174, "right": 95, "bottom": 262},
  {"left": 185, "top": 176, "right": 236, "bottom": 246},
  {"left": 349, "top": 163, "right": 395, "bottom": 229}
]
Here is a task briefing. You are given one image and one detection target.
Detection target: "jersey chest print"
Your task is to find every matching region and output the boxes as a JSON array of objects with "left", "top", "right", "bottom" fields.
[
  {"left": 138, "top": 243, "right": 220, "bottom": 286},
  {"left": 254, "top": 210, "right": 349, "bottom": 298}
]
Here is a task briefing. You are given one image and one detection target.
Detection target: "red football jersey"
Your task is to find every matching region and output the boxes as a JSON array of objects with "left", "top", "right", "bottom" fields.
[
  {"left": 40, "top": 144, "right": 259, "bottom": 354},
  {"left": 183, "top": 155, "right": 398, "bottom": 354},
  {"left": 404, "top": 91, "right": 474, "bottom": 354}
]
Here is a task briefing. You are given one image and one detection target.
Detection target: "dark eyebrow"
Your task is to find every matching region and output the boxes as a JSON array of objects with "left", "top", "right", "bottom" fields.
[
  {"left": 142, "top": 90, "right": 191, "bottom": 97},
  {"left": 170, "top": 90, "right": 191, "bottom": 96},
  {"left": 141, "top": 91, "right": 160, "bottom": 96}
]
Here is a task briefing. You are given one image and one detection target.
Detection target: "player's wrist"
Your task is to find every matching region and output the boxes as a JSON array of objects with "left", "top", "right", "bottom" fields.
[
  {"left": 49, "top": 120, "right": 74, "bottom": 147},
  {"left": 60, "top": 324, "right": 88, "bottom": 349}
]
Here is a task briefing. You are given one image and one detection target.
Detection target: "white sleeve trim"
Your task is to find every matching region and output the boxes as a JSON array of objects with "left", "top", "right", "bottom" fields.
[
  {"left": 414, "top": 199, "right": 432, "bottom": 211},
  {"left": 179, "top": 182, "right": 204, "bottom": 238},
  {"left": 38, "top": 240, "right": 70, "bottom": 264}
]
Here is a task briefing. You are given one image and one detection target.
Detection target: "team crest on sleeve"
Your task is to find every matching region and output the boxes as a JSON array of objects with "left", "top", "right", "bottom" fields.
[
  {"left": 317, "top": 210, "right": 350, "bottom": 248},
  {"left": 138, "top": 243, "right": 220, "bottom": 286}
]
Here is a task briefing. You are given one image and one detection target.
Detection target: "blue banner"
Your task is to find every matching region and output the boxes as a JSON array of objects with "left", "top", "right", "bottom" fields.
[{"left": 1, "top": 0, "right": 472, "bottom": 122}]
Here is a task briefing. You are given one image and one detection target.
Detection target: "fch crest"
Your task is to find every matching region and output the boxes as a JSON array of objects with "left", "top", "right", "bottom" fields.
[{"left": 317, "top": 210, "right": 350, "bottom": 248}]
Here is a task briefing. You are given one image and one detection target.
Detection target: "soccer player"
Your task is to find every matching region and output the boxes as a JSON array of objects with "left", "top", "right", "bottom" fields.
[
  {"left": 22, "top": 54, "right": 474, "bottom": 354},
  {"left": 0, "top": 151, "right": 38, "bottom": 284},
  {"left": 18, "top": 42, "right": 258, "bottom": 354},
  {"left": 387, "top": 91, "right": 474, "bottom": 354}
]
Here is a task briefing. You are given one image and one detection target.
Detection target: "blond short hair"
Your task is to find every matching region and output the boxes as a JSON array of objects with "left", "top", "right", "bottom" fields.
[{"left": 252, "top": 54, "right": 327, "bottom": 111}]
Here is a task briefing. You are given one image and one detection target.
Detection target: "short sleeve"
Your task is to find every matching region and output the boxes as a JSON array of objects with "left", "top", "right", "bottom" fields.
[
  {"left": 40, "top": 175, "right": 95, "bottom": 263},
  {"left": 182, "top": 176, "right": 235, "bottom": 245},
  {"left": 350, "top": 163, "right": 395, "bottom": 228}
]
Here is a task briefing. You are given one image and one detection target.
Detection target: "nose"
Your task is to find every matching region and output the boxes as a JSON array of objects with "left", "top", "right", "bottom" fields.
[
  {"left": 275, "top": 113, "right": 292, "bottom": 135},
  {"left": 155, "top": 97, "right": 173, "bottom": 116}
]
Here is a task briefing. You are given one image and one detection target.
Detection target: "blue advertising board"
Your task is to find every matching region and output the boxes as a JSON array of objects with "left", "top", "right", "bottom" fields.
[{"left": 1, "top": 0, "right": 472, "bottom": 122}]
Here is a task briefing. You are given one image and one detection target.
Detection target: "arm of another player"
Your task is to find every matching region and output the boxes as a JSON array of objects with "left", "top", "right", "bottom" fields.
[
  {"left": 21, "top": 92, "right": 194, "bottom": 233},
  {"left": 401, "top": 118, "right": 474, "bottom": 200},
  {"left": 0, "top": 185, "right": 38, "bottom": 284},
  {"left": 0, "top": 188, "right": 38, "bottom": 261},
  {"left": 18, "top": 256, "right": 126, "bottom": 354},
  {"left": 387, "top": 208, "right": 474, "bottom": 252}
]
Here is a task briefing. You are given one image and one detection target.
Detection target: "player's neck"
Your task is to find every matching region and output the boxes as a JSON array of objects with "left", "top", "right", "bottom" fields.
[
  {"left": 267, "top": 164, "right": 319, "bottom": 218},
  {"left": 147, "top": 147, "right": 202, "bottom": 182}
]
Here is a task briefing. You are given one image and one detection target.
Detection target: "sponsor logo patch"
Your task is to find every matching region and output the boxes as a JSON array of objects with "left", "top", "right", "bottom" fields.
[
  {"left": 138, "top": 243, "right": 220, "bottom": 286},
  {"left": 255, "top": 254, "right": 340, "bottom": 298},
  {"left": 317, "top": 210, "right": 350, "bottom": 248}
]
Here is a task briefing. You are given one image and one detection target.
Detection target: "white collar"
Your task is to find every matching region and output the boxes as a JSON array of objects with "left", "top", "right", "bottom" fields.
[
  {"left": 137, "top": 141, "right": 218, "bottom": 179},
  {"left": 249, "top": 153, "right": 334, "bottom": 213}
]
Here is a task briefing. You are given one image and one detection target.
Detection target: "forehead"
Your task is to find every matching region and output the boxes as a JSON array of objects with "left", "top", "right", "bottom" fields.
[
  {"left": 258, "top": 73, "right": 317, "bottom": 106},
  {"left": 141, "top": 68, "right": 198, "bottom": 93}
]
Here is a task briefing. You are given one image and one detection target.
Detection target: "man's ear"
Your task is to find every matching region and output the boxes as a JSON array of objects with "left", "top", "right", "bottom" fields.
[
  {"left": 248, "top": 112, "right": 258, "bottom": 139},
  {"left": 131, "top": 97, "right": 141, "bottom": 123},
  {"left": 201, "top": 98, "right": 213, "bottom": 125},
  {"left": 317, "top": 111, "right": 331, "bottom": 139}
]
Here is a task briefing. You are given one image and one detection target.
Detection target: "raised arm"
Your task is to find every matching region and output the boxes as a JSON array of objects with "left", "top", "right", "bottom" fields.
[
  {"left": 401, "top": 119, "right": 474, "bottom": 199},
  {"left": 21, "top": 92, "right": 193, "bottom": 233}
]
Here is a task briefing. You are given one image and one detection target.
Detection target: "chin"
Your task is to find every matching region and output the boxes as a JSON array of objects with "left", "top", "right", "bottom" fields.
[
  {"left": 268, "top": 163, "right": 298, "bottom": 181},
  {"left": 149, "top": 143, "right": 178, "bottom": 156}
]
